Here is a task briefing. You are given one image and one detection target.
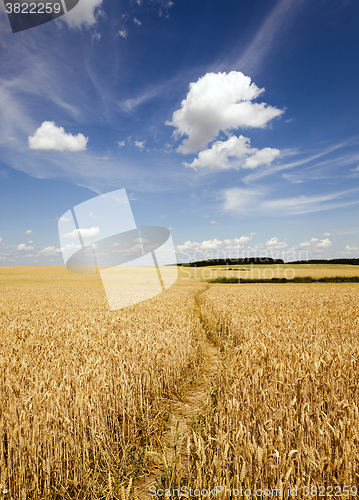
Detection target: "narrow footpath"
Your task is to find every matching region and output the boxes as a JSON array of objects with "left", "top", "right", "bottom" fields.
[{"left": 137, "top": 286, "right": 222, "bottom": 499}]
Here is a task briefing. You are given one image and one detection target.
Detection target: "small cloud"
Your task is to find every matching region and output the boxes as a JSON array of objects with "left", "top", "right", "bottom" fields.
[
  {"left": 155, "top": 0, "right": 174, "bottom": 17},
  {"left": 28, "top": 121, "right": 88, "bottom": 152},
  {"left": 322, "top": 232, "right": 331, "bottom": 237},
  {"left": 38, "top": 246, "right": 62, "bottom": 255},
  {"left": 210, "top": 220, "right": 220, "bottom": 225},
  {"left": 25, "top": 229, "right": 32, "bottom": 235},
  {"left": 59, "top": 216, "right": 70, "bottom": 222},
  {"left": 133, "top": 17, "right": 141, "bottom": 25},
  {"left": 163, "top": 143, "right": 173, "bottom": 153},
  {"left": 345, "top": 245, "right": 358, "bottom": 251},
  {"left": 282, "top": 173, "right": 304, "bottom": 184},
  {"left": 118, "top": 140, "right": 126, "bottom": 147},
  {"left": 300, "top": 237, "right": 332, "bottom": 249},
  {"left": 134, "top": 140, "right": 146, "bottom": 150},
  {"left": 317, "top": 238, "right": 332, "bottom": 248},
  {"left": 118, "top": 29, "right": 127, "bottom": 38},
  {"left": 17, "top": 243, "right": 34, "bottom": 251},
  {"left": 168, "top": 227, "right": 174, "bottom": 230},
  {"left": 92, "top": 32, "right": 101, "bottom": 41},
  {"left": 28, "top": 240, "right": 34, "bottom": 244},
  {"left": 0, "top": 237, "right": 2, "bottom": 243},
  {"left": 265, "top": 237, "right": 288, "bottom": 249},
  {"left": 62, "top": 227, "right": 100, "bottom": 240}
]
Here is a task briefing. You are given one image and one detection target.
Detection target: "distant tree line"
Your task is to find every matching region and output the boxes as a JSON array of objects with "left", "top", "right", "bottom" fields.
[
  {"left": 209, "top": 276, "right": 359, "bottom": 284},
  {"left": 178, "top": 257, "right": 284, "bottom": 267},
  {"left": 178, "top": 257, "right": 359, "bottom": 267},
  {"left": 287, "top": 258, "right": 359, "bottom": 265}
]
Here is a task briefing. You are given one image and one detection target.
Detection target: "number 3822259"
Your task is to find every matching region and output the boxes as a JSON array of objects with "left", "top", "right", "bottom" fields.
[{"left": 5, "top": 3, "right": 62, "bottom": 14}]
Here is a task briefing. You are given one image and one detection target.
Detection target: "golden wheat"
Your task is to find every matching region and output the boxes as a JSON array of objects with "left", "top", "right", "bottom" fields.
[
  {"left": 188, "top": 284, "right": 359, "bottom": 490},
  {"left": 0, "top": 283, "right": 204, "bottom": 498},
  {"left": 2, "top": 267, "right": 359, "bottom": 497}
]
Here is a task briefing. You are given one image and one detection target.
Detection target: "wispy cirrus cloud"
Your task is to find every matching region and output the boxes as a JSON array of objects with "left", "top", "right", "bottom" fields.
[
  {"left": 222, "top": 186, "right": 359, "bottom": 216},
  {"left": 233, "top": 0, "right": 308, "bottom": 75},
  {"left": 242, "top": 138, "right": 359, "bottom": 184}
]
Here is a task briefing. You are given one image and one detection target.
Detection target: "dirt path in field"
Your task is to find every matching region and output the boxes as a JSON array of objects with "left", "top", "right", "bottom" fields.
[{"left": 136, "top": 286, "right": 221, "bottom": 499}]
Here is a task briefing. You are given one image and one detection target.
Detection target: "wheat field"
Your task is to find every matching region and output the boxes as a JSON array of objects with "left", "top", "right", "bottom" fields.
[
  {"left": 1, "top": 267, "right": 359, "bottom": 498},
  {"left": 191, "top": 284, "right": 359, "bottom": 492},
  {"left": 0, "top": 276, "right": 205, "bottom": 498}
]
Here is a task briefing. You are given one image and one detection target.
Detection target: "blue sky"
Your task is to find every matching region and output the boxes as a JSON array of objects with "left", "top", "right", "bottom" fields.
[{"left": 1, "top": 0, "right": 359, "bottom": 265}]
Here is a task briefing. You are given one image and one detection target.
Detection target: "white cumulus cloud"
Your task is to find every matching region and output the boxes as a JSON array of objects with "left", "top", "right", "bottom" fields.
[
  {"left": 62, "top": 227, "right": 100, "bottom": 239},
  {"left": 38, "top": 246, "right": 62, "bottom": 255},
  {"left": 339, "top": 245, "right": 359, "bottom": 257},
  {"left": 28, "top": 122, "right": 88, "bottom": 152},
  {"left": 317, "top": 238, "right": 332, "bottom": 248},
  {"left": 300, "top": 237, "right": 332, "bottom": 249},
  {"left": 25, "top": 229, "right": 32, "bottom": 235},
  {"left": 265, "top": 237, "right": 288, "bottom": 249},
  {"left": 184, "top": 135, "right": 280, "bottom": 171},
  {"left": 167, "top": 71, "right": 284, "bottom": 154},
  {"left": 134, "top": 140, "right": 146, "bottom": 150},
  {"left": 176, "top": 234, "right": 256, "bottom": 260},
  {"left": 17, "top": 243, "right": 34, "bottom": 251}
]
